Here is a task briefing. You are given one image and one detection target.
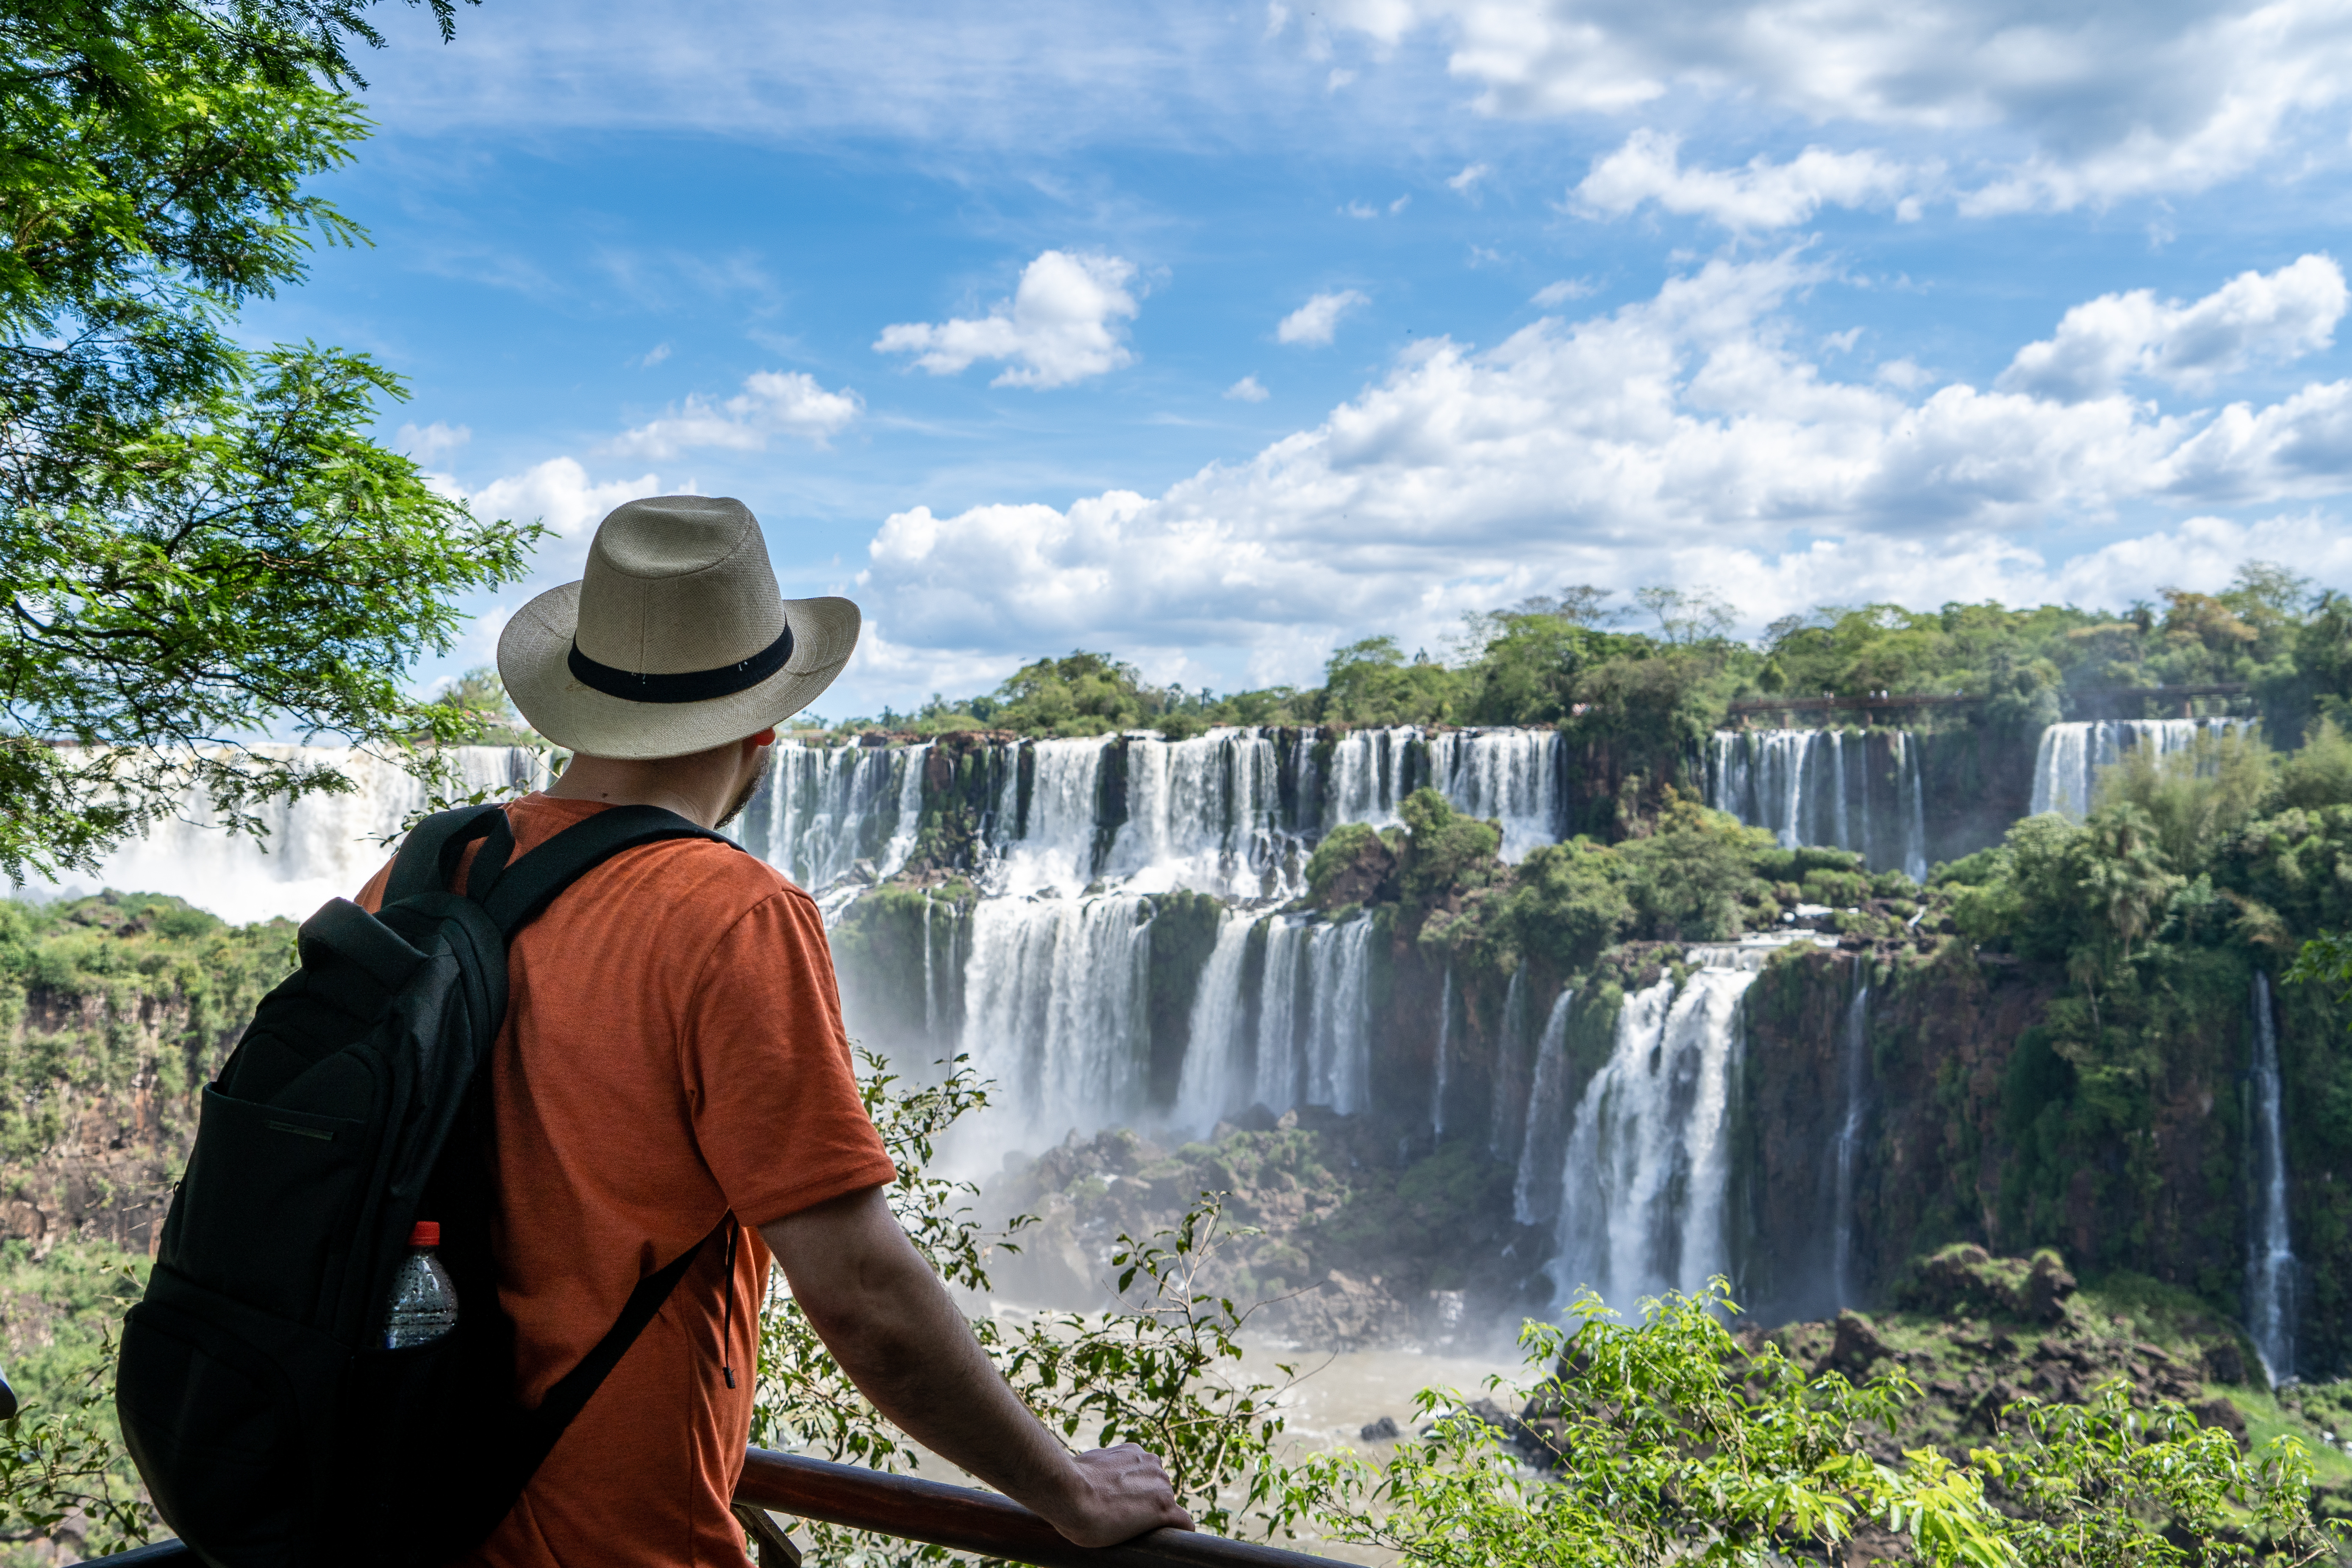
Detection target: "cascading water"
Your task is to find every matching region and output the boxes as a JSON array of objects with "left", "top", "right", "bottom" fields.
[
  {"left": 1432, "top": 968, "right": 1454, "bottom": 1138},
  {"left": 14, "top": 744, "right": 547, "bottom": 924},
  {"left": 958, "top": 894, "right": 1155, "bottom": 1147},
  {"left": 1513, "top": 991, "right": 1575, "bottom": 1227},
  {"left": 736, "top": 738, "right": 930, "bottom": 894},
  {"left": 2029, "top": 718, "right": 2249, "bottom": 821},
  {"left": 990, "top": 739, "right": 1108, "bottom": 894},
  {"left": 1707, "top": 729, "right": 1927, "bottom": 880},
  {"left": 1102, "top": 728, "right": 1302, "bottom": 899},
  {"left": 1252, "top": 917, "right": 1310, "bottom": 1115},
  {"left": 1830, "top": 982, "right": 1872, "bottom": 1310},
  {"left": 2247, "top": 972, "right": 2300, "bottom": 1385},
  {"left": 1299, "top": 915, "right": 1376, "bottom": 1116},
  {"left": 1427, "top": 729, "right": 1564, "bottom": 860},
  {"left": 1172, "top": 913, "right": 1255, "bottom": 1131},
  {"left": 1488, "top": 968, "right": 1529, "bottom": 1160},
  {"left": 1548, "top": 957, "right": 1759, "bottom": 1315},
  {"left": 1327, "top": 728, "right": 1421, "bottom": 828},
  {"left": 1158, "top": 910, "right": 1375, "bottom": 1134}
]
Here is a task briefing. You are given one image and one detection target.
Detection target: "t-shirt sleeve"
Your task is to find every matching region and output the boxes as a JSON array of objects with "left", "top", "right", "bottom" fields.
[
  {"left": 355, "top": 858, "right": 394, "bottom": 913},
  {"left": 681, "top": 888, "right": 898, "bottom": 1227}
]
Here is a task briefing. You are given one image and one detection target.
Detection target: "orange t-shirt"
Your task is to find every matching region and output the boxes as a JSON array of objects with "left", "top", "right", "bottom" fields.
[{"left": 357, "top": 793, "right": 896, "bottom": 1568}]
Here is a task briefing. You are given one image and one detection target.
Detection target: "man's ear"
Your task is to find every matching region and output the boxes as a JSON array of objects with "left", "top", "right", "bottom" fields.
[{"left": 749, "top": 727, "right": 777, "bottom": 747}]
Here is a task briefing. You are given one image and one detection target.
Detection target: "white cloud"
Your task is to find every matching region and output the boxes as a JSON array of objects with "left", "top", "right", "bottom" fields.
[
  {"left": 639, "top": 342, "right": 672, "bottom": 367},
  {"left": 1447, "top": 161, "right": 1491, "bottom": 194},
  {"left": 1574, "top": 130, "right": 1920, "bottom": 232},
  {"left": 875, "top": 250, "right": 1141, "bottom": 389},
  {"left": 1278, "top": 289, "right": 1370, "bottom": 345},
  {"left": 1338, "top": 0, "right": 2352, "bottom": 209},
  {"left": 1531, "top": 278, "right": 1597, "bottom": 307},
  {"left": 466, "top": 458, "right": 667, "bottom": 540},
  {"left": 1997, "top": 255, "right": 2346, "bottom": 401},
  {"left": 1389, "top": 194, "right": 1411, "bottom": 214},
  {"left": 1225, "top": 375, "right": 1272, "bottom": 401},
  {"left": 608, "top": 370, "right": 863, "bottom": 457},
  {"left": 396, "top": 421, "right": 470, "bottom": 464},
  {"left": 1341, "top": 200, "right": 1380, "bottom": 219},
  {"left": 1875, "top": 358, "right": 1933, "bottom": 391},
  {"left": 850, "top": 253, "right": 2352, "bottom": 685}
]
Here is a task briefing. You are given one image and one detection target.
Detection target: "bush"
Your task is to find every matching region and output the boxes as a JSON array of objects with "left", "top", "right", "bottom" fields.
[{"left": 1275, "top": 1281, "right": 2340, "bottom": 1567}]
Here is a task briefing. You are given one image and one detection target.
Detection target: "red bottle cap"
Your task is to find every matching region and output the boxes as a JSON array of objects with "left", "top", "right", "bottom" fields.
[{"left": 408, "top": 1220, "right": 440, "bottom": 1247}]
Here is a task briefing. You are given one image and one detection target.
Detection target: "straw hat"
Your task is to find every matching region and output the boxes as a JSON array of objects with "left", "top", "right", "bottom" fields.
[{"left": 498, "top": 495, "right": 860, "bottom": 759}]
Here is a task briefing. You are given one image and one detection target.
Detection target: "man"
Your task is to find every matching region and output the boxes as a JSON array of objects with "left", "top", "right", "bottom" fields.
[{"left": 358, "top": 495, "right": 1190, "bottom": 1568}]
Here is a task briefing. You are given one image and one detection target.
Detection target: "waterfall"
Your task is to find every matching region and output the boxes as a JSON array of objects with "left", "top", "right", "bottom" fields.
[
  {"left": 991, "top": 738, "right": 1109, "bottom": 894},
  {"left": 1513, "top": 990, "right": 1575, "bottom": 1226},
  {"left": 1489, "top": 967, "right": 1529, "bottom": 1158},
  {"left": 1252, "top": 917, "right": 1310, "bottom": 1113},
  {"left": 958, "top": 893, "right": 1155, "bottom": 1146},
  {"left": 1432, "top": 968, "right": 1454, "bottom": 1138},
  {"left": 738, "top": 738, "right": 931, "bottom": 893},
  {"left": 1707, "top": 729, "right": 1926, "bottom": 879},
  {"left": 1172, "top": 913, "right": 1255, "bottom": 1131},
  {"left": 2247, "top": 972, "right": 2300, "bottom": 1385},
  {"left": 1182, "top": 911, "right": 1377, "bottom": 1121},
  {"left": 1830, "top": 982, "right": 1872, "bottom": 1310},
  {"left": 1427, "top": 729, "right": 1563, "bottom": 860},
  {"left": 1105, "top": 728, "right": 1302, "bottom": 899},
  {"left": 921, "top": 893, "right": 938, "bottom": 1041},
  {"left": 1327, "top": 728, "right": 1419, "bottom": 827},
  {"left": 1549, "top": 959, "right": 1759, "bottom": 1314},
  {"left": 2028, "top": 718, "right": 2249, "bottom": 821},
  {"left": 1300, "top": 915, "right": 1376, "bottom": 1115},
  {"left": 14, "top": 744, "right": 547, "bottom": 924}
]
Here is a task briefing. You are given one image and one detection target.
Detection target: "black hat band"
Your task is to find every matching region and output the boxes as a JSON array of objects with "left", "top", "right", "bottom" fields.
[{"left": 566, "top": 621, "right": 795, "bottom": 705}]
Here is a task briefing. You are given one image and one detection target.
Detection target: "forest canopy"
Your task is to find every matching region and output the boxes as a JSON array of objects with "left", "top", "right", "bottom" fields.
[{"left": 822, "top": 563, "right": 2352, "bottom": 751}]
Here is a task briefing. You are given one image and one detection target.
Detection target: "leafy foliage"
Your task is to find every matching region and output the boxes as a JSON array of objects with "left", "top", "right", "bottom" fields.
[
  {"left": 751, "top": 1052, "right": 1293, "bottom": 1564},
  {"left": 0, "top": 1243, "right": 157, "bottom": 1563},
  {"left": 2, "top": 0, "right": 537, "bottom": 882},
  {"left": 1277, "top": 1282, "right": 2338, "bottom": 1567}
]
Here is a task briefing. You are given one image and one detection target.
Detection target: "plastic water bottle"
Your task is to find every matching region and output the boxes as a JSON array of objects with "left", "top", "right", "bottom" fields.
[{"left": 383, "top": 1220, "right": 460, "bottom": 1349}]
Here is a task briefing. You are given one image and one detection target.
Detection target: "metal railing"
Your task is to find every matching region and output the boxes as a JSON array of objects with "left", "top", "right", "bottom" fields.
[{"left": 75, "top": 1448, "right": 1345, "bottom": 1568}]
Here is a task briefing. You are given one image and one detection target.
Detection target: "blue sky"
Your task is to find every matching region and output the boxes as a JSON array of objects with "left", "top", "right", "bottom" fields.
[{"left": 248, "top": 0, "right": 2352, "bottom": 716}]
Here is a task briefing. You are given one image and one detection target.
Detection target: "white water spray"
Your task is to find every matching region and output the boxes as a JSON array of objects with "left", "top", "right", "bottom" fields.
[
  {"left": 1432, "top": 968, "right": 1454, "bottom": 1138},
  {"left": 1172, "top": 913, "right": 1256, "bottom": 1132},
  {"left": 17, "top": 745, "right": 547, "bottom": 924},
  {"left": 1708, "top": 729, "right": 1927, "bottom": 880},
  {"left": 1513, "top": 991, "right": 1575, "bottom": 1227},
  {"left": 1830, "top": 982, "right": 1872, "bottom": 1310},
  {"left": 2247, "top": 971, "right": 2300, "bottom": 1385},
  {"left": 1549, "top": 960, "right": 1759, "bottom": 1314},
  {"left": 2028, "top": 718, "right": 2249, "bottom": 821}
]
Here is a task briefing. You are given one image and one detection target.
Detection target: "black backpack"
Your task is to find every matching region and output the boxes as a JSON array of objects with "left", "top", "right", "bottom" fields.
[{"left": 117, "top": 802, "right": 740, "bottom": 1568}]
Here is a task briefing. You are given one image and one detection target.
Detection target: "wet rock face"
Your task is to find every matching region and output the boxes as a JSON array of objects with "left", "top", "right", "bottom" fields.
[
  {"left": 1813, "top": 1311, "right": 1891, "bottom": 1381},
  {"left": 1894, "top": 1244, "right": 2077, "bottom": 1325}
]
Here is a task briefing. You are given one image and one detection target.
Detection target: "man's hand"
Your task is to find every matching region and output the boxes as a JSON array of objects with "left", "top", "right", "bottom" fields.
[
  {"left": 764, "top": 1188, "right": 1196, "bottom": 1547},
  {"left": 1042, "top": 1443, "right": 1195, "bottom": 1548}
]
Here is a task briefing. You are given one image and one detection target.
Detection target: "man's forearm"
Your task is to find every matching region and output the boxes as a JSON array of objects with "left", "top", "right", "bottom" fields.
[
  {"left": 798, "top": 1228, "right": 1078, "bottom": 1508},
  {"left": 764, "top": 1186, "right": 1192, "bottom": 1549}
]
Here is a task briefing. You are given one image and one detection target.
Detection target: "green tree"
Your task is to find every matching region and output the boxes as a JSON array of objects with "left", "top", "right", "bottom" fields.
[
  {"left": 1319, "top": 635, "right": 1458, "bottom": 725},
  {"left": 1, "top": 0, "right": 534, "bottom": 883},
  {"left": 1278, "top": 1284, "right": 2336, "bottom": 1568}
]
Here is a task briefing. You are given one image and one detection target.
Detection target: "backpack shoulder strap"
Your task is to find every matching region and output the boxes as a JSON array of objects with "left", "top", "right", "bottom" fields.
[
  {"left": 519, "top": 1213, "right": 729, "bottom": 1467},
  {"left": 475, "top": 803, "right": 740, "bottom": 940},
  {"left": 384, "top": 803, "right": 510, "bottom": 905}
]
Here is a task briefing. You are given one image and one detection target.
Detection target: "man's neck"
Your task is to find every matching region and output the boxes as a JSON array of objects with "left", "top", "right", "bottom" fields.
[{"left": 547, "top": 752, "right": 731, "bottom": 828}]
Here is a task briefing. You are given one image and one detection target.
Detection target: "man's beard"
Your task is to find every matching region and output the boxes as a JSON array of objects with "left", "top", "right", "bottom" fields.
[{"left": 716, "top": 744, "right": 774, "bottom": 830}]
